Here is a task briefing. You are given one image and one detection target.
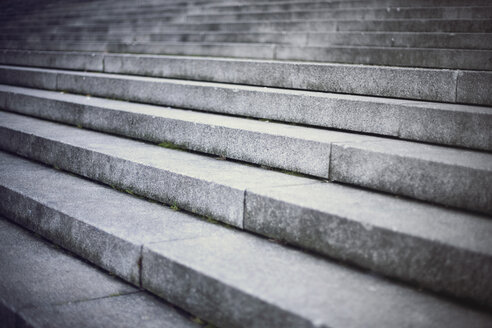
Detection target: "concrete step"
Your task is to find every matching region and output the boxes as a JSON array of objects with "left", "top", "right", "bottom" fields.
[
  {"left": 0, "top": 8, "right": 186, "bottom": 24},
  {"left": 1, "top": 40, "right": 490, "bottom": 70},
  {"left": 143, "top": 31, "right": 492, "bottom": 50},
  {"left": 2, "top": 18, "right": 491, "bottom": 33},
  {"left": 1, "top": 52, "right": 489, "bottom": 106},
  {"left": 2, "top": 14, "right": 182, "bottom": 27},
  {"left": 1, "top": 81, "right": 491, "bottom": 167},
  {"left": 0, "top": 70, "right": 491, "bottom": 152},
  {"left": 6, "top": 5, "right": 492, "bottom": 26},
  {"left": 3, "top": 31, "right": 490, "bottom": 50},
  {"left": 1, "top": 151, "right": 492, "bottom": 321},
  {"left": 0, "top": 6, "right": 186, "bottom": 20},
  {"left": 0, "top": 108, "right": 490, "bottom": 227},
  {"left": 185, "top": 6, "right": 492, "bottom": 23},
  {"left": 195, "top": 0, "right": 492, "bottom": 14},
  {"left": 0, "top": 33, "right": 135, "bottom": 43},
  {"left": 0, "top": 218, "right": 203, "bottom": 328}
]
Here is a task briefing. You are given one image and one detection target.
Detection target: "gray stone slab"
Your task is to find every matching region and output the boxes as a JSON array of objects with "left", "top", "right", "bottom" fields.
[
  {"left": 0, "top": 51, "right": 469, "bottom": 104},
  {"left": 0, "top": 218, "right": 135, "bottom": 313},
  {"left": 244, "top": 182, "right": 492, "bottom": 307},
  {"left": 103, "top": 54, "right": 462, "bottom": 104},
  {"left": 0, "top": 112, "right": 311, "bottom": 228},
  {"left": 136, "top": 31, "right": 492, "bottom": 50},
  {"left": 275, "top": 45, "right": 492, "bottom": 70},
  {"left": 336, "top": 18, "right": 492, "bottom": 33},
  {"left": 143, "top": 228, "right": 492, "bottom": 328},
  {"left": 2, "top": 67, "right": 490, "bottom": 150},
  {"left": 1, "top": 102, "right": 490, "bottom": 214},
  {"left": 195, "top": 0, "right": 492, "bottom": 14},
  {"left": 0, "top": 49, "right": 103, "bottom": 71},
  {"left": 0, "top": 150, "right": 232, "bottom": 283},
  {"left": 185, "top": 6, "right": 492, "bottom": 23},
  {"left": 0, "top": 218, "right": 200, "bottom": 328},
  {"left": 330, "top": 139, "right": 492, "bottom": 215},
  {"left": 5, "top": 39, "right": 491, "bottom": 70},
  {"left": 306, "top": 31, "right": 492, "bottom": 50},
  {"left": 17, "top": 293, "right": 200, "bottom": 328},
  {"left": 457, "top": 70, "right": 492, "bottom": 105},
  {"left": 105, "top": 41, "right": 277, "bottom": 59},
  {"left": 0, "top": 85, "right": 354, "bottom": 177},
  {"left": 0, "top": 66, "right": 56, "bottom": 90}
]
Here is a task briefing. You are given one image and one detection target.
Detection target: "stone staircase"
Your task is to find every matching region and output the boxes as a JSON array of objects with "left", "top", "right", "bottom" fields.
[{"left": 0, "top": 0, "right": 491, "bottom": 327}]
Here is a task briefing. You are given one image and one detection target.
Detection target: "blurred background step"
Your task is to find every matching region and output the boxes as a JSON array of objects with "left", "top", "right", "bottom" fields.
[
  {"left": 2, "top": 31, "right": 492, "bottom": 50},
  {"left": 1, "top": 40, "right": 490, "bottom": 69}
]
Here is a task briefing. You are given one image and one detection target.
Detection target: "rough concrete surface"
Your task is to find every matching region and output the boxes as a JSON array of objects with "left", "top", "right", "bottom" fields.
[
  {"left": 245, "top": 182, "right": 492, "bottom": 306},
  {"left": 0, "top": 218, "right": 200, "bottom": 328}
]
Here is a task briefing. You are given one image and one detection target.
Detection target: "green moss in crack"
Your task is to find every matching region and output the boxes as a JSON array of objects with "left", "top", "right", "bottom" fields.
[
  {"left": 158, "top": 141, "right": 183, "bottom": 151},
  {"left": 170, "top": 202, "right": 180, "bottom": 211}
]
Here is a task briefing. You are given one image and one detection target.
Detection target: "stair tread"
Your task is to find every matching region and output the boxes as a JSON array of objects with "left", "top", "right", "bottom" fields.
[
  {"left": 1, "top": 65, "right": 491, "bottom": 152},
  {"left": 1, "top": 151, "right": 491, "bottom": 327},
  {"left": 1, "top": 50, "right": 490, "bottom": 107},
  {"left": 0, "top": 217, "right": 200, "bottom": 328},
  {"left": 0, "top": 112, "right": 491, "bottom": 306},
  {"left": 0, "top": 82, "right": 491, "bottom": 213}
]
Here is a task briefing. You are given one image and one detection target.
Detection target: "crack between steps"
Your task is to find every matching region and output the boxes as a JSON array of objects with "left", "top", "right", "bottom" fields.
[
  {"left": 138, "top": 244, "right": 143, "bottom": 288},
  {"left": 17, "top": 290, "right": 142, "bottom": 312},
  {"left": 454, "top": 69, "right": 460, "bottom": 103},
  {"left": 327, "top": 143, "right": 333, "bottom": 181}
]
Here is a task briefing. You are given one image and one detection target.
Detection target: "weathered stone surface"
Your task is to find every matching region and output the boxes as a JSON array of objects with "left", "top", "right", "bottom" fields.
[
  {"left": 0, "top": 51, "right": 477, "bottom": 104},
  {"left": 0, "top": 49, "right": 103, "bottom": 71},
  {"left": 101, "top": 54, "right": 474, "bottom": 105},
  {"left": 1, "top": 68, "right": 491, "bottom": 151},
  {"left": 185, "top": 6, "right": 492, "bottom": 23},
  {"left": 0, "top": 112, "right": 311, "bottom": 227},
  {"left": 0, "top": 65, "right": 56, "bottom": 90},
  {"left": 0, "top": 84, "right": 375, "bottom": 177},
  {"left": 3, "top": 37, "right": 490, "bottom": 69},
  {"left": 1, "top": 110, "right": 490, "bottom": 215},
  {"left": 0, "top": 218, "right": 135, "bottom": 313},
  {"left": 0, "top": 151, "right": 228, "bottom": 283},
  {"left": 275, "top": 45, "right": 492, "bottom": 70},
  {"left": 18, "top": 293, "right": 199, "bottom": 328},
  {"left": 330, "top": 139, "right": 492, "bottom": 215},
  {"left": 244, "top": 182, "right": 492, "bottom": 306},
  {"left": 143, "top": 229, "right": 492, "bottom": 328},
  {"left": 306, "top": 31, "right": 492, "bottom": 49},
  {"left": 0, "top": 218, "right": 200, "bottom": 328},
  {"left": 337, "top": 18, "right": 492, "bottom": 32},
  {"left": 195, "top": 0, "right": 492, "bottom": 13},
  {"left": 457, "top": 70, "right": 492, "bottom": 105},
  {"left": 3, "top": 152, "right": 491, "bottom": 327}
]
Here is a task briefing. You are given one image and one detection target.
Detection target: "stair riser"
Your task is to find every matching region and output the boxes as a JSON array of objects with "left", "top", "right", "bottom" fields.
[
  {"left": 2, "top": 40, "right": 490, "bottom": 70},
  {"left": 0, "top": 90, "right": 332, "bottom": 177},
  {"left": 2, "top": 32, "right": 492, "bottom": 50},
  {"left": 1, "top": 105, "right": 490, "bottom": 213},
  {"left": 2, "top": 50, "right": 490, "bottom": 107},
  {"left": 3, "top": 19, "right": 491, "bottom": 33},
  {"left": 1, "top": 114, "right": 492, "bottom": 308},
  {"left": 1, "top": 151, "right": 491, "bottom": 325},
  {"left": 186, "top": 7, "right": 492, "bottom": 23},
  {"left": 245, "top": 186, "right": 492, "bottom": 307},
  {"left": 1, "top": 66, "right": 490, "bottom": 151},
  {"left": 195, "top": 0, "right": 492, "bottom": 13}
]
